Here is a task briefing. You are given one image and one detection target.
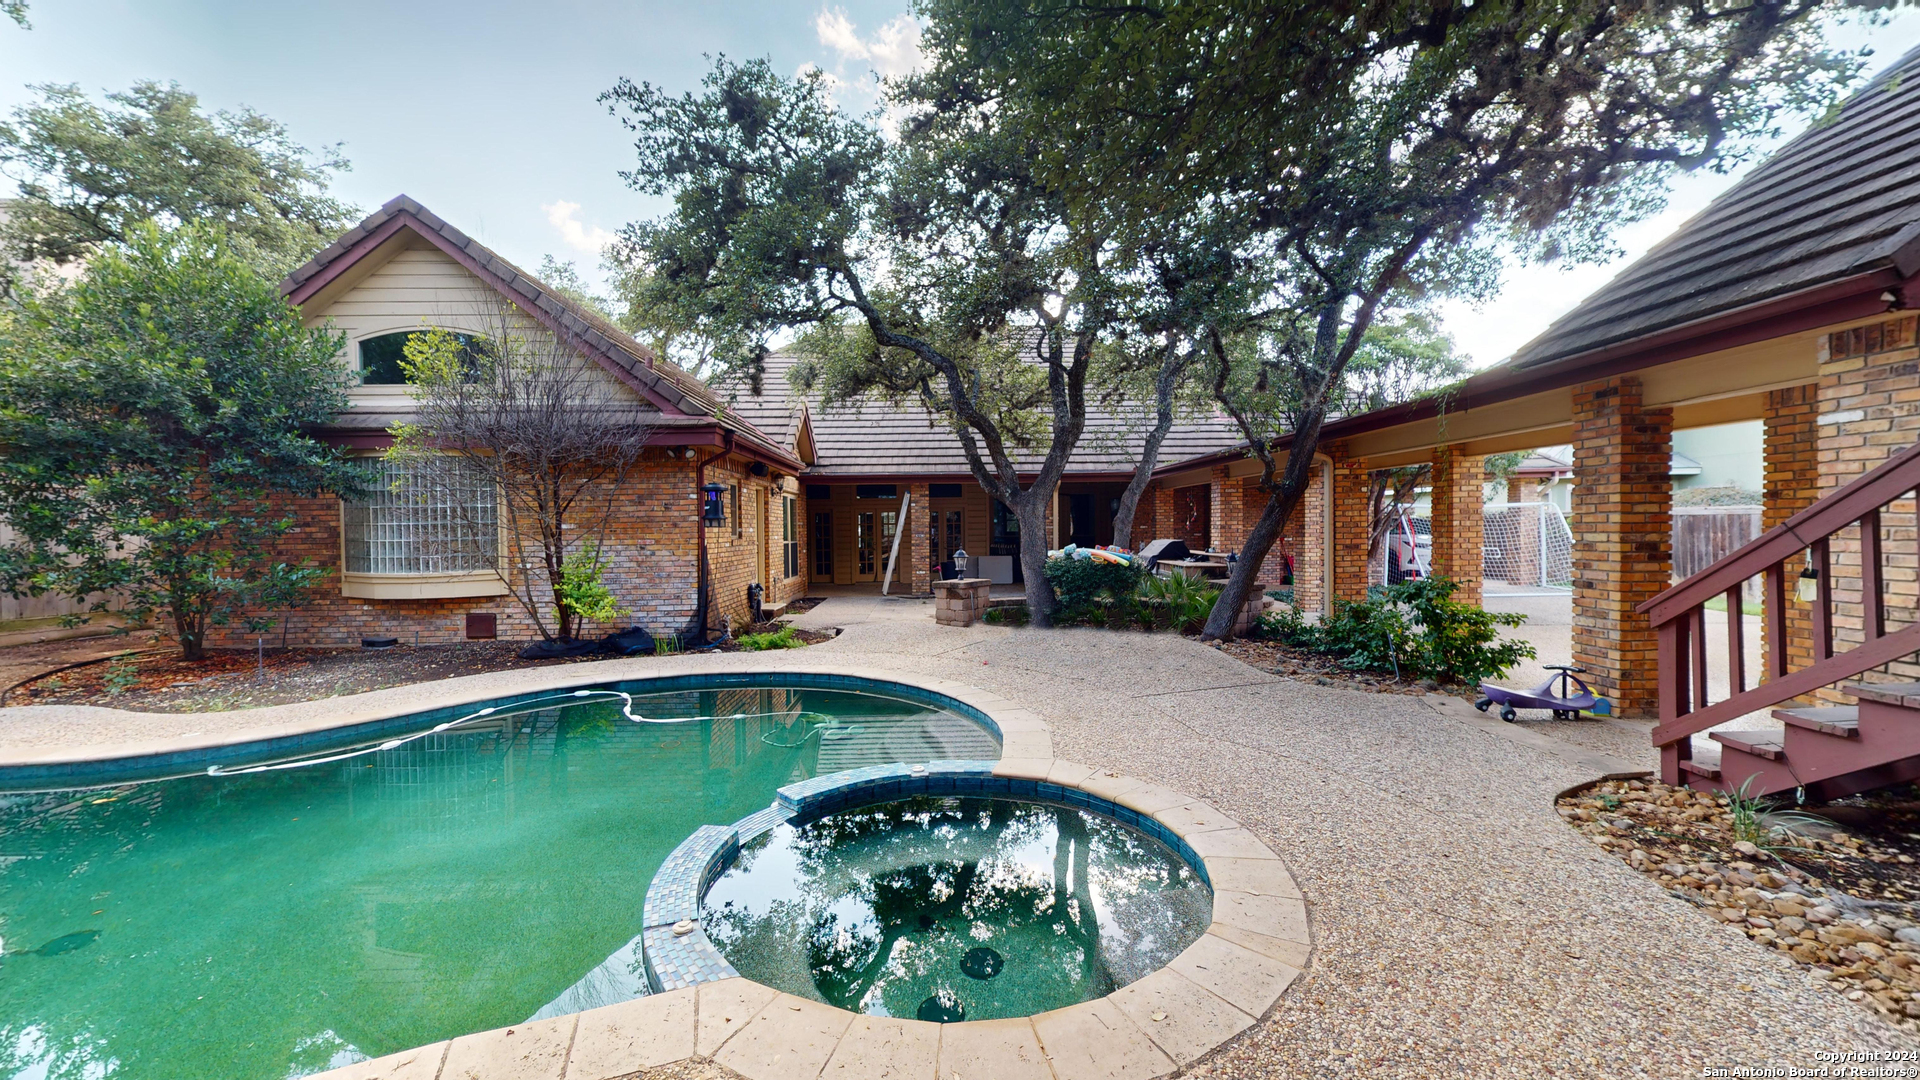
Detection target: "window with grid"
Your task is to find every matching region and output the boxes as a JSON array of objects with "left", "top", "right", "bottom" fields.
[
  {"left": 782, "top": 496, "right": 800, "bottom": 578},
  {"left": 343, "top": 458, "right": 497, "bottom": 574}
]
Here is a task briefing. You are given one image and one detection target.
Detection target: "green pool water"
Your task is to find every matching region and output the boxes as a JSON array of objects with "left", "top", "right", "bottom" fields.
[
  {"left": 701, "top": 796, "right": 1211, "bottom": 1022},
  {"left": 0, "top": 684, "right": 997, "bottom": 1080}
]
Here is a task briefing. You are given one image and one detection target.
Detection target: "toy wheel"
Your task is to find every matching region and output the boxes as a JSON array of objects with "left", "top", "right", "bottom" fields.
[
  {"left": 1500, "top": 704, "right": 1517, "bottom": 723},
  {"left": 1474, "top": 697, "right": 1492, "bottom": 713}
]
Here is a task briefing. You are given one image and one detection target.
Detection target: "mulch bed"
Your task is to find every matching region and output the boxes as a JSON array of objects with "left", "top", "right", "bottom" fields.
[
  {"left": 1212, "top": 637, "right": 1456, "bottom": 697},
  {"left": 1562, "top": 777, "right": 1920, "bottom": 1030},
  {"left": 12, "top": 622, "right": 838, "bottom": 713}
]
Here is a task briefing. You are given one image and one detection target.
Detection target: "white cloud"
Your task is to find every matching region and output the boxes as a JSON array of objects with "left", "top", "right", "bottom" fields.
[
  {"left": 808, "top": 6, "right": 923, "bottom": 105},
  {"left": 542, "top": 200, "right": 616, "bottom": 256}
]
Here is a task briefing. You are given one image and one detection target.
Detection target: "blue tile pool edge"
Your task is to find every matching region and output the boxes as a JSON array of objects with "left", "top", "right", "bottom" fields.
[
  {"left": 638, "top": 761, "right": 1215, "bottom": 994},
  {"left": 0, "top": 669, "right": 1005, "bottom": 792}
]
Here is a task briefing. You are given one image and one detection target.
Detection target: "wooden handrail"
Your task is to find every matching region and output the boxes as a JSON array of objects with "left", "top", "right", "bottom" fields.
[
  {"left": 1647, "top": 437, "right": 1920, "bottom": 765},
  {"left": 1638, "top": 439, "right": 1920, "bottom": 624}
]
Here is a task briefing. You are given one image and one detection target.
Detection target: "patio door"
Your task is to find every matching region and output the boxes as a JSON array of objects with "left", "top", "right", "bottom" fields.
[
  {"left": 855, "top": 512, "right": 877, "bottom": 580},
  {"left": 1174, "top": 484, "right": 1210, "bottom": 552},
  {"left": 811, "top": 511, "right": 834, "bottom": 583}
]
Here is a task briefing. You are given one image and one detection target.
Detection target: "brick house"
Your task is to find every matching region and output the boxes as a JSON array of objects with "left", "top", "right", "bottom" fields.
[{"left": 231, "top": 196, "right": 813, "bottom": 647}]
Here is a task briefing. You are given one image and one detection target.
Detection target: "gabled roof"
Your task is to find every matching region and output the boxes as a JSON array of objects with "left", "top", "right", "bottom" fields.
[
  {"left": 280, "top": 195, "right": 801, "bottom": 471},
  {"left": 1510, "top": 43, "right": 1920, "bottom": 371},
  {"left": 732, "top": 352, "right": 1246, "bottom": 480}
]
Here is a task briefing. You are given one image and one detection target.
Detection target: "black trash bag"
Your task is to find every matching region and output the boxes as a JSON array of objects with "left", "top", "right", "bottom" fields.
[
  {"left": 517, "top": 637, "right": 603, "bottom": 660},
  {"left": 600, "top": 626, "right": 657, "bottom": 656}
]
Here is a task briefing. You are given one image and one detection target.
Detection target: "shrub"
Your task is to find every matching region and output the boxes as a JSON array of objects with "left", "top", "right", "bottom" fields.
[
  {"left": 983, "top": 604, "right": 1030, "bottom": 626},
  {"left": 1138, "top": 572, "right": 1219, "bottom": 633},
  {"left": 737, "top": 626, "right": 803, "bottom": 650},
  {"left": 1045, "top": 557, "right": 1147, "bottom": 624},
  {"left": 1258, "top": 576, "right": 1533, "bottom": 686}
]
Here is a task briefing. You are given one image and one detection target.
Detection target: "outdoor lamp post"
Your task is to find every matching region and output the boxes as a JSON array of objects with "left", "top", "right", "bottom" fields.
[{"left": 953, "top": 548, "right": 970, "bottom": 578}]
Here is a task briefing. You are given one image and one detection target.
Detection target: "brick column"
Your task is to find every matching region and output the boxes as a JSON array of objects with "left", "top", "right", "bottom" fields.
[
  {"left": 1762, "top": 384, "right": 1819, "bottom": 683},
  {"left": 1328, "top": 444, "right": 1372, "bottom": 603},
  {"left": 908, "top": 482, "right": 933, "bottom": 594},
  {"left": 1817, "top": 316, "right": 1920, "bottom": 689},
  {"left": 1429, "top": 445, "right": 1486, "bottom": 607},
  {"left": 1147, "top": 485, "right": 1177, "bottom": 547},
  {"left": 1293, "top": 464, "right": 1327, "bottom": 613},
  {"left": 1571, "top": 375, "right": 1673, "bottom": 719},
  {"left": 1210, "top": 466, "right": 1254, "bottom": 553}
]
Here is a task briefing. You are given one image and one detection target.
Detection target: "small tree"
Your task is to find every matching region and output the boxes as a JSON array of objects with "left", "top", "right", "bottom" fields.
[
  {"left": 390, "top": 307, "right": 655, "bottom": 642},
  {"left": 0, "top": 223, "right": 359, "bottom": 659}
]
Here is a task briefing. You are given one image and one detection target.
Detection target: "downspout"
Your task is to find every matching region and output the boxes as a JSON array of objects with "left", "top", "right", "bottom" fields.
[{"left": 688, "top": 437, "right": 732, "bottom": 644}]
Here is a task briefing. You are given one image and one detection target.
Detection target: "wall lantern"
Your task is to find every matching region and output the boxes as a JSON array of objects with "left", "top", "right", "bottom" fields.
[{"left": 703, "top": 482, "right": 728, "bottom": 525}]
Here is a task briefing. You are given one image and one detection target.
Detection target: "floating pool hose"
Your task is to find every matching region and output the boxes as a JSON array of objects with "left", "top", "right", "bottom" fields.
[{"left": 204, "top": 690, "right": 829, "bottom": 777}]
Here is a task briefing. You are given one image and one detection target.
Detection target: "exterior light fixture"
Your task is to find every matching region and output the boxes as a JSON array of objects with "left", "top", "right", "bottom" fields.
[
  {"left": 952, "top": 548, "right": 970, "bottom": 578},
  {"left": 702, "top": 482, "right": 727, "bottom": 525},
  {"left": 1796, "top": 550, "right": 1820, "bottom": 604}
]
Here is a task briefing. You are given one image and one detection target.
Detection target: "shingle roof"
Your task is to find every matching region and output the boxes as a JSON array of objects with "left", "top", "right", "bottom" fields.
[
  {"left": 728, "top": 352, "right": 1247, "bottom": 479},
  {"left": 1510, "top": 43, "right": 1920, "bottom": 370},
  {"left": 282, "top": 195, "right": 799, "bottom": 469}
]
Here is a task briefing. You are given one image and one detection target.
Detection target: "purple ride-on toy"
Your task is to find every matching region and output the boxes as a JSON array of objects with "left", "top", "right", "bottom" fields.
[{"left": 1474, "top": 665, "right": 1611, "bottom": 723}]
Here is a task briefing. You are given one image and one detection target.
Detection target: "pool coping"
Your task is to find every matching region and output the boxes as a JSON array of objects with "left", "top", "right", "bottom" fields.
[
  {"left": 0, "top": 662, "right": 1043, "bottom": 790},
  {"left": 33, "top": 664, "right": 1310, "bottom": 1080}
]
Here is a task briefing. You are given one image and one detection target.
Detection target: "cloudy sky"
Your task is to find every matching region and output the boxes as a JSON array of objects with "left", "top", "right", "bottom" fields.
[{"left": 2, "top": 1, "right": 1917, "bottom": 369}]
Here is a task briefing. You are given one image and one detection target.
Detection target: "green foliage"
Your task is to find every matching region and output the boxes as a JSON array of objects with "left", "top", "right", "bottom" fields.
[
  {"left": 982, "top": 605, "right": 1029, "bottom": 626},
  {"left": 214, "top": 561, "right": 333, "bottom": 648},
  {"left": 100, "top": 659, "right": 139, "bottom": 696},
  {"left": 1261, "top": 577, "right": 1533, "bottom": 686},
  {"left": 0, "top": 223, "right": 360, "bottom": 659},
  {"left": 1044, "top": 558, "right": 1146, "bottom": 621},
  {"left": 557, "top": 552, "right": 629, "bottom": 627},
  {"left": 654, "top": 634, "right": 685, "bottom": 657},
  {"left": 3, "top": 0, "right": 26, "bottom": 28},
  {"left": 0, "top": 82, "right": 358, "bottom": 287},
  {"left": 736, "top": 626, "right": 804, "bottom": 651},
  {"left": 1137, "top": 572, "right": 1220, "bottom": 634}
]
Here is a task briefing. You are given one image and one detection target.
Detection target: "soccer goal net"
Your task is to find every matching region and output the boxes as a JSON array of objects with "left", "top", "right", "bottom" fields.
[{"left": 1482, "top": 501, "right": 1574, "bottom": 590}]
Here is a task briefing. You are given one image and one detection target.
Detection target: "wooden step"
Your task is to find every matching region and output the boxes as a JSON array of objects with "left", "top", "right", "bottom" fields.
[
  {"left": 1679, "top": 758, "right": 1722, "bottom": 781},
  {"left": 1710, "top": 731, "right": 1785, "bottom": 760},
  {"left": 1844, "top": 683, "right": 1920, "bottom": 709},
  {"left": 1775, "top": 705, "right": 1861, "bottom": 737}
]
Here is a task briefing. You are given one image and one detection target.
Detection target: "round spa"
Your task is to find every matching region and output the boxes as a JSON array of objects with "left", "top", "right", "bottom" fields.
[{"left": 643, "top": 767, "right": 1215, "bottom": 1023}]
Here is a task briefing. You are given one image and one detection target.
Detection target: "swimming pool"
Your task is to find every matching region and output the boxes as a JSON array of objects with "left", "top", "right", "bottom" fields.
[
  {"left": 0, "top": 680, "right": 999, "bottom": 1080},
  {"left": 701, "top": 795, "right": 1212, "bottom": 1022}
]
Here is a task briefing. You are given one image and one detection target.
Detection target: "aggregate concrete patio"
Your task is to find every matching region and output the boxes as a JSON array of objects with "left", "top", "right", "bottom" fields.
[{"left": 2, "top": 591, "right": 1912, "bottom": 1078}]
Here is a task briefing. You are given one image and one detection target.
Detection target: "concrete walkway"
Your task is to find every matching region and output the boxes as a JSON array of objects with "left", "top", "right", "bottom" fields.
[{"left": 3, "top": 593, "right": 1910, "bottom": 1077}]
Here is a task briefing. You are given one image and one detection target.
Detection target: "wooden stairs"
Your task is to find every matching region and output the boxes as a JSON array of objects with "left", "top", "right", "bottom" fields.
[{"left": 1642, "top": 440, "right": 1920, "bottom": 800}]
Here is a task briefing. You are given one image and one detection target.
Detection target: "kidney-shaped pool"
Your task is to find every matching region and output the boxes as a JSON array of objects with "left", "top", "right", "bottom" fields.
[{"left": 0, "top": 679, "right": 999, "bottom": 1080}]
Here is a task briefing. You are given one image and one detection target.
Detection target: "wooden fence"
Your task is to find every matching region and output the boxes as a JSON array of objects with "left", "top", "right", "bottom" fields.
[{"left": 1671, "top": 506, "right": 1763, "bottom": 593}]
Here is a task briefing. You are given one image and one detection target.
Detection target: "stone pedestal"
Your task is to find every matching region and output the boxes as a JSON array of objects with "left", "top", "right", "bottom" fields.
[
  {"left": 933, "top": 578, "right": 991, "bottom": 627},
  {"left": 1230, "top": 593, "right": 1265, "bottom": 637}
]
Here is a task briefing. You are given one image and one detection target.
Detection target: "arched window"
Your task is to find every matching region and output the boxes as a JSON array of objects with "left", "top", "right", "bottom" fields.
[{"left": 356, "top": 330, "right": 489, "bottom": 385}]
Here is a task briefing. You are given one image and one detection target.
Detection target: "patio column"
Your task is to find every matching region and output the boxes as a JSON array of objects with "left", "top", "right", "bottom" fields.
[
  {"left": 1293, "top": 464, "right": 1327, "bottom": 613},
  {"left": 1761, "top": 384, "right": 1819, "bottom": 684},
  {"left": 1329, "top": 444, "right": 1372, "bottom": 603},
  {"left": 908, "top": 482, "right": 932, "bottom": 594},
  {"left": 1428, "top": 444, "right": 1485, "bottom": 607},
  {"left": 1570, "top": 375, "right": 1673, "bottom": 719},
  {"left": 1210, "top": 465, "right": 1253, "bottom": 553},
  {"left": 1147, "top": 484, "right": 1177, "bottom": 547}
]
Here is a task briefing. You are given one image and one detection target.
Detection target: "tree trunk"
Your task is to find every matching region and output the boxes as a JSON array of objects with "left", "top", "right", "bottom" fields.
[
  {"left": 1200, "top": 481, "right": 1305, "bottom": 641},
  {"left": 174, "top": 602, "right": 205, "bottom": 661},
  {"left": 1111, "top": 351, "right": 1191, "bottom": 549},
  {"left": 1016, "top": 496, "right": 1056, "bottom": 628}
]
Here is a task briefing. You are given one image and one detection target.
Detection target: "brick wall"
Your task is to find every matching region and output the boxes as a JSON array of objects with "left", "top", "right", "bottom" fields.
[
  {"left": 1209, "top": 465, "right": 1253, "bottom": 553},
  {"left": 1328, "top": 444, "right": 1372, "bottom": 603},
  {"left": 1570, "top": 375, "right": 1673, "bottom": 718},
  {"left": 1817, "top": 316, "right": 1920, "bottom": 689},
  {"left": 1429, "top": 445, "right": 1486, "bottom": 607},
  {"left": 208, "top": 449, "right": 807, "bottom": 649},
  {"left": 1762, "top": 383, "right": 1820, "bottom": 684}
]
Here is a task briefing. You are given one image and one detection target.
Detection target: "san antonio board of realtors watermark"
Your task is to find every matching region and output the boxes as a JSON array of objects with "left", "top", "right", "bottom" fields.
[{"left": 1703, "top": 1053, "right": 1920, "bottom": 1077}]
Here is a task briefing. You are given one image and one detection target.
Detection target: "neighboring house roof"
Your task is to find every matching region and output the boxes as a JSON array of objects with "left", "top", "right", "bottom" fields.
[
  {"left": 280, "top": 195, "right": 802, "bottom": 471},
  {"left": 726, "top": 352, "right": 1247, "bottom": 481},
  {"left": 1511, "top": 42, "right": 1920, "bottom": 371}
]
